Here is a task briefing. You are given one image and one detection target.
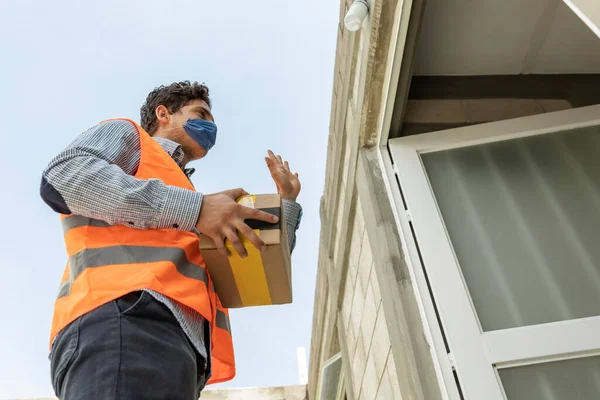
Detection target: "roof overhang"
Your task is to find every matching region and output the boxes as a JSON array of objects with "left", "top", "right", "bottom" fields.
[{"left": 377, "top": 0, "right": 600, "bottom": 145}]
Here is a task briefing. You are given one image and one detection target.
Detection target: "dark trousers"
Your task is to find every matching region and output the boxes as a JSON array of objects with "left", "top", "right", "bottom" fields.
[{"left": 49, "top": 291, "right": 208, "bottom": 400}]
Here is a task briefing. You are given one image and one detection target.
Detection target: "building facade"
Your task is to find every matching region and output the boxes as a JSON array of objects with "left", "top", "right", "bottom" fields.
[{"left": 309, "top": 0, "right": 600, "bottom": 399}]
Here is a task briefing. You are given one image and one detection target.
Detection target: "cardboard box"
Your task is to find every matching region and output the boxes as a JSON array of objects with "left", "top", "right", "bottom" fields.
[{"left": 199, "top": 194, "right": 293, "bottom": 308}]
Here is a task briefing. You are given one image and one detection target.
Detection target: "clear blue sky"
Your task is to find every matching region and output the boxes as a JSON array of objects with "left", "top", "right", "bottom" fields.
[{"left": 0, "top": 1, "right": 338, "bottom": 397}]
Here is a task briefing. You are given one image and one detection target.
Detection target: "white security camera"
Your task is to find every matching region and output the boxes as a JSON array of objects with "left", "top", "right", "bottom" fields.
[{"left": 344, "top": 0, "right": 370, "bottom": 32}]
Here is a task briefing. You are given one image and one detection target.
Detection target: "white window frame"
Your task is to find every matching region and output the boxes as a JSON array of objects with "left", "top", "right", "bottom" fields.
[
  {"left": 563, "top": 0, "right": 600, "bottom": 39},
  {"left": 388, "top": 104, "right": 600, "bottom": 399},
  {"left": 316, "top": 353, "right": 346, "bottom": 400}
]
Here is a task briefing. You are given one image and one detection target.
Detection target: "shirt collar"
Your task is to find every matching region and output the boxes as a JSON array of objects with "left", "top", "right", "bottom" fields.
[{"left": 153, "top": 137, "right": 196, "bottom": 178}]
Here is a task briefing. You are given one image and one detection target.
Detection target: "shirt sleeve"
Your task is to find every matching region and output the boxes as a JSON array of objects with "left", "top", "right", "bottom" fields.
[
  {"left": 282, "top": 198, "right": 302, "bottom": 253},
  {"left": 40, "top": 119, "right": 202, "bottom": 231}
]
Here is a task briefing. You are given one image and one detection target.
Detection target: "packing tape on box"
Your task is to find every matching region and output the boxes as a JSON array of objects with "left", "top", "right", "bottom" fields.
[{"left": 238, "top": 194, "right": 281, "bottom": 232}]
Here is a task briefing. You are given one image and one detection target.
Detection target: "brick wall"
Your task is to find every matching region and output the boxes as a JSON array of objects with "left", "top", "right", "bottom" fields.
[{"left": 340, "top": 197, "right": 401, "bottom": 399}]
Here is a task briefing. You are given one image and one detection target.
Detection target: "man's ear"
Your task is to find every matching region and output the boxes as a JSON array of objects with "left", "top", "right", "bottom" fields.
[{"left": 155, "top": 105, "right": 170, "bottom": 127}]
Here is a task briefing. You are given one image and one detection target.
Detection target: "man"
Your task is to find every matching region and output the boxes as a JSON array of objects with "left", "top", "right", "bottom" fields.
[{"left": 40, "top": 81, "right": 302, "bottom": 400}]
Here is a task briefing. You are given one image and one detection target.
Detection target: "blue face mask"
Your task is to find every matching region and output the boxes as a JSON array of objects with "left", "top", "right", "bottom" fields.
[{"left": 183, "top": 118, "right": 218, "bottom": 151}]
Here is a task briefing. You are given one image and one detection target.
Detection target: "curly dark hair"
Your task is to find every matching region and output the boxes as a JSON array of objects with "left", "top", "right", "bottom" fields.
[{"left": 140, "top": 81, "right": 211, "bottom": 135}]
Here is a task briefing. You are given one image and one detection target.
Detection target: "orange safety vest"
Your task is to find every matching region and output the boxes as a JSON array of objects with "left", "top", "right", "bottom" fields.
[{"left": 49, "top": 118, "right": 235, "bottom": 385}]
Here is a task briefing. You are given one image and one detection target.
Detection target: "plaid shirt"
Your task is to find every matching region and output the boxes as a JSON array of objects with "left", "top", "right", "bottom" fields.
[{"left": 41, "top": 119, "right": 302, "bottom": 363}]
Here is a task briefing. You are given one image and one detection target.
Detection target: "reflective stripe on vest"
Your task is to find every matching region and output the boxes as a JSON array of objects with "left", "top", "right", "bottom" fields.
[
  {"left": 62, "top": 215, "right": 111, "bottom": 234},
  {"left": 216, "top": 309, "right": 231, "bottom": 333},
  {"left": 57, "top": 245, "right": 208, "bottom": 296}
]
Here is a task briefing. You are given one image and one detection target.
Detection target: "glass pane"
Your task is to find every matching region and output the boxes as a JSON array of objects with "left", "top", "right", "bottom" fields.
[
  {"left": 422, "top": 125, "right": 600, "bottom": 331},
  {"left": 499, "top": 355, "right": 600, "bottom": 400},
  {"left": 320, "top": 355, "right": 342, "bottom": 400}
]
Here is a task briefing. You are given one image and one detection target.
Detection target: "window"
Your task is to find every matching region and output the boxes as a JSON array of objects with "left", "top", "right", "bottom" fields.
[
  {"left": 317, "top": 353, "right": 346, "bottom": 400},
  {"left": 389, "top": 105, "right": 600, "bottom": 399}
]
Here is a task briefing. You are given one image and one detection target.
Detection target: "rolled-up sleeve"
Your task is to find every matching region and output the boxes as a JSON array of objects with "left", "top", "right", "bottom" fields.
[
  {"left": 40, "top": 120, "right": 202, "bottom": 231},
  {"left": 282, "top": 198, "right": 302, "bottom": 253}
]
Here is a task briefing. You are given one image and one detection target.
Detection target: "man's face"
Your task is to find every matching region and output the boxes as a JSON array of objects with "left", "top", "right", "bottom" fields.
[
  {"left": 162, "top": 99, "right": 215, "bottom": 161},
  {"left": 173, "top": 99, "right": 214, "bottom": 125}
]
